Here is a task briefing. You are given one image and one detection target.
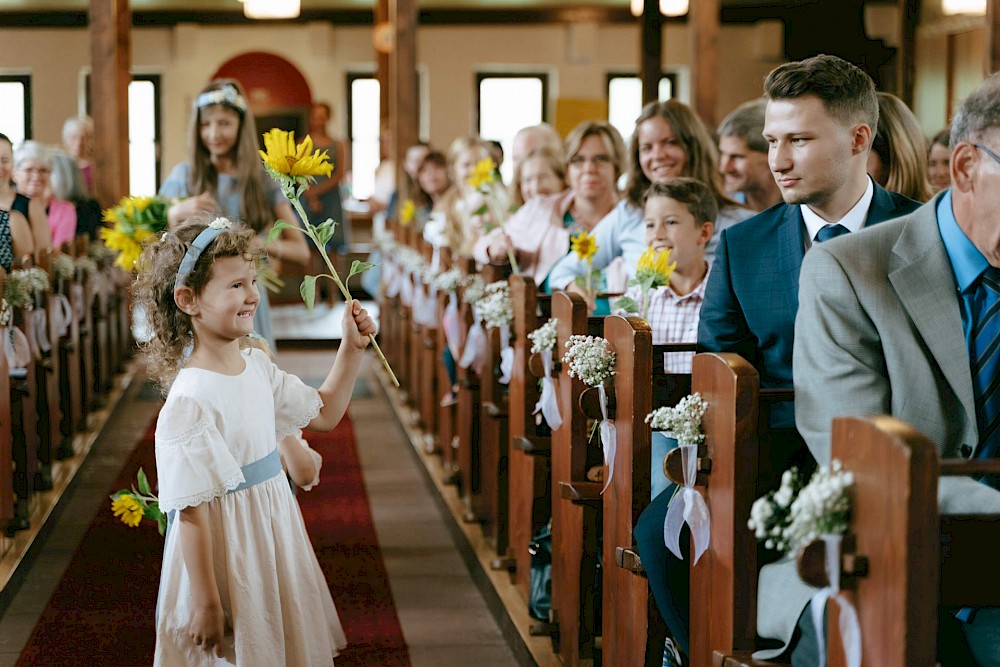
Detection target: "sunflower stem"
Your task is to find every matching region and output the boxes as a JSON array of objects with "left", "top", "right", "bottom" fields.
[{"left": 287, "top": 197, "right": 399, "bottom": 387}]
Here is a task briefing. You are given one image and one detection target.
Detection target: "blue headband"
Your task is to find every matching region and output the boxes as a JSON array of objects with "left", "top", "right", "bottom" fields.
[{"left": 174, "top": 218, "right": 233, "bottom": 291}]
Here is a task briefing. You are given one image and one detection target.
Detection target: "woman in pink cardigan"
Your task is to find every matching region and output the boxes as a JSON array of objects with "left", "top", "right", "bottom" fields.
[{"left": 473, "top": 121, "right": 624, "bottom": 290}]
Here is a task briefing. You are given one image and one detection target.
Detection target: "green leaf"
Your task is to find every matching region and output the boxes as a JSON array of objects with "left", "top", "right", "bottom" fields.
[
  {"left": 156, "top": 513, "right": 167, "bottom": 536},
  {"left": 573, "top": 275, "right": 588, "bottom": 290},
  {"left": 348, "top": 260, "right": 376, "bottom": 279},
  {"left": 268, "top": 219, "right": 294, "bottom": 243},
  {"left": 316, "top": 219, "right": 338, "bottom": 247},
  {"left": 300, "top": 275, "right": 318, "bottom": 312},
  {"left": 474, "top": 204, "right": 489, "bottom": 216},
  {"left": 614, "top": 296, "right": 640, "bottom": 314},
  {"left": 136, "top": 468, "right": 152, "bottom": 496},
  {"left": 640, "top": 276, "right": 655, "bottom": 292}
]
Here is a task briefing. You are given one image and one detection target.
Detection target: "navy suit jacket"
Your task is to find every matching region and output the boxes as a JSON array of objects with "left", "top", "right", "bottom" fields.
[{"left": 697, "top": 183, "right": 921, "bottom": 426}]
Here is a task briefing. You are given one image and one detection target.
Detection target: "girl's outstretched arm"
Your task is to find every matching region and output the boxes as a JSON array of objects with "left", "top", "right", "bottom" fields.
[
  {"left": 178, "top": 504, "right": 227, "bottom": 658},
  {"left": 308, "top": 300, "right": 376, "bottom": 431}
]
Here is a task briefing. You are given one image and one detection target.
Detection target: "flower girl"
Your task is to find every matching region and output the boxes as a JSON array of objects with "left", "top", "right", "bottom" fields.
[{"left": 134, "top": 215, "right": 376, "bottom": 665}]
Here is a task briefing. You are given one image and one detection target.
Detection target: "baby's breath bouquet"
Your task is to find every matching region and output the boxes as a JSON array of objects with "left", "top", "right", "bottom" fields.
[
  {"left": 461, "top": 274, "right": 486, "bottom": 306},
  {"left": 645, "top": 393, "right": 707, "bottom": 447},
  {"left": 100, "top": 195, "right": 169, "bottom": 271},
  {"left": 562, "top": 334, "right": 615, "bottom": 387},
  {"left": 111, "top": 468, "right": 166, "bottom": 536},
  {"left": 467, "top": 157, "right": 519, "bottom": 273},
  {"left": 432, "top": 267, "right": 463, "bottom": 294},
  {"left": 5, "top": 267, "right": 50, "bottom": 309},
  {"left": 477, "top": 281, "right": 513, "bottom": 330},
  {"left": 260, "top": 129, "right": 397, "bottom": 386},
  {"left": 615, "top": 246, "right": 677, "bottom": 319},
  {"left": 528, "top": 318, "right": 558, "bottom": 355},
  {"left": 748, "top": 460, "right": 854, "bottom": 556}
]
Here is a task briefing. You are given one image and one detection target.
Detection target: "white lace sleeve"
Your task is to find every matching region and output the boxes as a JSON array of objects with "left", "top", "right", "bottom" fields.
[
  {"left": 154, "top": 396, "right": 244, "bottom": 513},
  {"left": 252, "top": 349, "right": 324, "bottom": 439}
]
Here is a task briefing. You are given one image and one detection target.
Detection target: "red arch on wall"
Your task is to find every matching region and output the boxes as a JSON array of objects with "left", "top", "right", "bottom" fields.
[{"left": 212, "top": 52, "right": 312, "bottom": 113}]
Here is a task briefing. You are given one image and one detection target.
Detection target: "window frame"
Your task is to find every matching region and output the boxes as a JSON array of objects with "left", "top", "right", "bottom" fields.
[
  {"left": 474, "top": 71, "right": 550, "bottom": 133},
  {"left": 0, "top": 74, "right": 33, "bottom": 142}
]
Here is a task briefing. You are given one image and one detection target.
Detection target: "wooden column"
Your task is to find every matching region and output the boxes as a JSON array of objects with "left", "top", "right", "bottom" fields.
[
  {"left": 88, "top": 0, "right": 130, "bottom": 207},
  {"left": 897, "top": 0, "right": 920, "bottom": 107},
  {"left": 376, "top": 0, "right": 390, "bottom": 139},
  {"left": 640, "top": 0, "right": 663, "bottom": 106},
  {"left": 390, "top": 0, "right": 419, "bottom": 204},
  {"left": 987, "top": 0, "right": 1000, "bottom": 75},
  {"left": 690, "top": 0, "right": 719, "bottom": 127}
]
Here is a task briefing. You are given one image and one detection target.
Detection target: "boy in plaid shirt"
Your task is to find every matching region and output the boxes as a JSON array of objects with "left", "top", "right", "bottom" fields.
[{"left": 618, "top": 178, "right": 718, "bottom": 373}]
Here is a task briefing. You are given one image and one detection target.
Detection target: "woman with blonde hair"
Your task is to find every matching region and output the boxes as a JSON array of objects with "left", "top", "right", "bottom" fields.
[
  {"left": 547, "top": 99, "right": 753, "bottom": 294},
  {"left": 436, "top": 136, "right": 497, "bottom": 257},
  {"left": 473, "top": 121, "right": 623, "bottom": 289},
  {"left": 511, "top": 146, "right": 567, "bottom": 208},
  {"left": 867, "top": 92, "right": 934, "bottom": 202}
]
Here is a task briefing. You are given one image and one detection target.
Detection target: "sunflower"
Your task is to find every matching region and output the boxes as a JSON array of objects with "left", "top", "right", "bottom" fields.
[
  {"left": 635, "top": 246, "right": 676, "bottom": 288},
  {"left": 400, "top": 199, "right": 416, "bottom": 226},
  {"left": 111, "top": 494, "right": 144, "bottom": 528},
  {"left": 571, "top": 231, "right": 599, "bottom": 263},
  {"left": 259, "top": 129, "right": 333, "bottom": 180},
  {"left": 466, "top": 157, "right": 497, "bottom": 190},
  {"left": 100, "top": 227, "right": 144, "bottom": 271}
]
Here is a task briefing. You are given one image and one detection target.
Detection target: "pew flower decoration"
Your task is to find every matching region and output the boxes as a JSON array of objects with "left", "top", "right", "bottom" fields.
[
  {"left": 528, "top": 318, "right": 562, "bottom": 429},
  {"left": 477, "top": 281, "right": 515, "bottom": 383},
  {"left": 110, "top": 468, "right": 166, "bottom": 536},
  {"left": 100, "top": 195, "right": 170, "bottom": 271},
  {"left": 0, "top": 298, "right": 9, "bottom": 327},
  {"left": 614, "top": 247, "right": 677, "bottom": 319},
  {"left": 571, "top": 231, "right": 601, "bottom": 304},
  {"left": 435, "top": 268, "right": 465, "bottom": 359},
  {"left": 52, "top": 254, "right": 75, "bottom": 283},
  {"left": 784, "top": 460, "right": 854, "bottom": 551},
  {"left": 563, "top": 335, "right": 617, "bottom": 492},
  {"left": 260, "top": 128, "right": 397, "bottom": 387},
  {"left": 747, "top": 466, "right": 804, "bottom": 553},
  {"left": 458, "top": 274, "right": 488, "bottom": 371},
  {"left": 432, "top": 268, "right": 463, "bottom": 294},
  {"left": 647, "top": 393, "right": 712, "bottom": 562},
  {"left": 467, "top": 157, "right": 520, "bottom": 273}
]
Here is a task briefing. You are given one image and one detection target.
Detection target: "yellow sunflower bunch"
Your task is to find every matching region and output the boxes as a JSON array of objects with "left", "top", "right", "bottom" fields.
[{"left": 100, "top": 195, "right": 169, "bottom": 271}]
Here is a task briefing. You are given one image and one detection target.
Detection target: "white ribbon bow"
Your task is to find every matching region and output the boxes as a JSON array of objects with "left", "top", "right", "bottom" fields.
[
  {"left": 498, "top": 323, "right": 514, "bottom": 385},
  {"left": 532, "top": 348, "right": 563, "bottom": 430},
  {"left": 383, "top": 260, "right": 401, "bottom": 298},
  {"left": 399, "top": 272, "right": 414, "bottom": 306},
  {"left": 52, "top": 294, "right": 73, "bottom": 338},
  {"left": 30, "top": 308, "right": 50, "bottom": 354},
  {"left": 442, "top": 292, "right": 461, "bottom": 359},
  {"left": 417, "top": 286, "right": 439, "bottom": 327},
  {"left": 598, "top": 383, "right": 617, "bottom": 494},
  {"left": 70, "top": 284, "right": 86, "bottom": 321},
  {"left": 2, "top": 326, "right": 32, "bottom": 371},
  {"left": 663, "top": 443, "right": 711, "bottom": 563},
  {"left": 459, "top": 318, "right": 486, "bottom": 370},
  {"left": 810, "top": 534, "right": 862, "bottom": 667}
]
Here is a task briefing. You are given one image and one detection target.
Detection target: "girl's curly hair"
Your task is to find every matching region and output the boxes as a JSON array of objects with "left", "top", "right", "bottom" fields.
[{"left": 132, "top": 214, "right": 263, "bottom": 389}]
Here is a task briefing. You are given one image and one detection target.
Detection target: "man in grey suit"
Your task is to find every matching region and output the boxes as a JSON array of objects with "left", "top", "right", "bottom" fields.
[{"left": 794, "top": 73, "right": 1000, "bottom": 665}]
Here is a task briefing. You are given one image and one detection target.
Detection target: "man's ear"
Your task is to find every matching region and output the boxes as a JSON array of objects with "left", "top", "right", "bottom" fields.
[
  {"left": 951, "top": 143, "right": 976, "bottom": 193},
  {"left": 174, "top": 286, "right": 198, "bottom": 316},
  {"left": 851, "top": 123, "right": 874, "bottom": 156}
]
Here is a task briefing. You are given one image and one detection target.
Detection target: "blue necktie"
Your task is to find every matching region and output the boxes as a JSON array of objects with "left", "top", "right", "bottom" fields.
[
  {"left": 972, "top": 267, "right": 1000, "bottom": 459},
  {"left": 814, "top": 223, "right": 850, "bottom": 243}
]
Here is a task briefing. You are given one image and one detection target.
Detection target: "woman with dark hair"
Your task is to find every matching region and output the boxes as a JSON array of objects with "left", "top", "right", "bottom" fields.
[
  {"left": 0, "top": 133, "right": 33, "bottom": 267},
  {"left": 159, "top": 78, "right": 309, "bottom": 350},
  {"left": 928, "top": 126, "right": 951, "bottom": 193},
  {"left": 546, "top": 99, "right": 753, "bottom": 297}
]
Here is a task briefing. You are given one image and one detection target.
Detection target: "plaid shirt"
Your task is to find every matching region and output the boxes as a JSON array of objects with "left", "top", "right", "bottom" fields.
[{"left": 620, "top": 267, "right": 709, "bottom": 374}]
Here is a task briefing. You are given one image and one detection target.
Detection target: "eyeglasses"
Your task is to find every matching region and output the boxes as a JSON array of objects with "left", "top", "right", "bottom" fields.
[
  {"left": 975, "top": 143, "right": 1000, "bottom": 169},
  {"left": 17, "top": 166, "right": 50, "bottom": 177}
]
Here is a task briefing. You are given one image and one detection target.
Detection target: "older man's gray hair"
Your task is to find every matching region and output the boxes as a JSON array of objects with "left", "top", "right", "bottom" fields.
[{"left": 951, "top": 72, "right": 1000, "bottom": 146}]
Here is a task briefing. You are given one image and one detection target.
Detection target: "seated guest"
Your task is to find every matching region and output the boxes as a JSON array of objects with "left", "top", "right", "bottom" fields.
[
  {"left": 718, "top": 99, "right": 782, "bottom": 212},
  {"left": 472, "top": 121, "right": 623, "bottom": 289},
  {"left": 414, "top": 150, "right": 451, "bottom": 217},
  {"left": 928, "top": 126, "right": 952, "bottom": 193},
  {"left": 867, "top": 92, "right": 934, "bottom": 202},
  {"left": 795, "top": 73, "right": 1000, "bottom": 667},
  {"left": 546, "top": 99, "right": 753, "bottom": 299},
  {"left": 511, "top": 147, "right": 566, "bottom": 208},
  {"left": 13, "top": 141, "right": 62, "bottom": 253},
  {"left": 0, "top": 133, "right": 43, "bottom": 261},
  {"left": 61, "top": 116, "right": 95, "bottom": 196},
  {"left": 437, "top": 136, "right": 498, "bottom": 257},
  {"left": 636, "top": 54, "right": 921, "bottom": 667},
  {"left": 510, "top": 122, "right": 563, "bottom": 169},
  {"left": 49, "top": 150, "right": 101, "bottom": 241}
]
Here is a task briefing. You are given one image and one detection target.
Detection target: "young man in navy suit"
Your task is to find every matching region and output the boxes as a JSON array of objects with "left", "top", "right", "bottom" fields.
[{"left": 634, "top": 54, "right": 921, "bottom": 666}]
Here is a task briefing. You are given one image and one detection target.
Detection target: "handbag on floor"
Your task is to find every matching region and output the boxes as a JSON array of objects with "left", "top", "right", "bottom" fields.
[{"left": 528, "top": 520, "right": 552, "bottom": 621}]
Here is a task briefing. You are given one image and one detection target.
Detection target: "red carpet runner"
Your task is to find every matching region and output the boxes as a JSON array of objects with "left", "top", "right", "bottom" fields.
[{"left": 17, "top": 416, "right": 411, "bottom": 666}]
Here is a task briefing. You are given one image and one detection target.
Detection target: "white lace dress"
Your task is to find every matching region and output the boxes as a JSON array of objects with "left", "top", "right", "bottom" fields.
[{"left": 153, "top": 348, "right": 347, "bottom": 666}]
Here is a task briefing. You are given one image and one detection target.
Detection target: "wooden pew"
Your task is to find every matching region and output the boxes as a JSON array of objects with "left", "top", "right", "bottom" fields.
[
  {"left": 455, "top": 260, "right": 482, "bottom": 523},
  {"left": 672, "top": 352, "right": 798, "bottom": 667},
  {"left": 26, "top": 254, "right": 61, "bottom": 492},
  {"left": 435, "top": 250, "right": 463, "bottom": 485},
  {"left": 601, "top": 315, "right": 696, "bottom": 667},
  {"left": 549, "top": 291, "right": 605, "bottom": 666},
  {"left": 798, "top": 415, "right": 1000, "bottom": 667},
  {"left": 507, "top": 275, "right": 552, "bottom": 601},
  {"left": 0, "top": 272, "right": 13, "bottom": 538},
  {"left": 89, "top": 249, "right": 114, "bottom": 407},
  {"left": 74, "top": 237, "right": 96, "bottom": 418},
  {"left": 55, "top": 249, "right": 84, "bottom": 456},
  {"left": 7, "top": 267, "right": 41, "bottom": 533}
]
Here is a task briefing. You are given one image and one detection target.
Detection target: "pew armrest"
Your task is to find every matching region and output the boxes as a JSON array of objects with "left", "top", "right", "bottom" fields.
[
  {"left": 514, "top": 435, "right": 551, "bottom": 456},
  {"left": 558, "top": 481, "right": 602, "bottom": 506}
]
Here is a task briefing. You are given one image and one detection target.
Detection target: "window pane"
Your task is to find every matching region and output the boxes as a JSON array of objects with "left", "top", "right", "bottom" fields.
[
  {"left": 129, "top": 80, "right": 157, "bottom": 196},
  {"left": 608, "top": 76, "right": 674, "bottom": 146},
  {"left": 0, "top": 82, "right": 27, "bottom": 146},
  {"left": 479, "top": 77, "right": 544, "bottom": 183},
  {"left": 350, "top": 77, "right": 380, "bottom": 201}
]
